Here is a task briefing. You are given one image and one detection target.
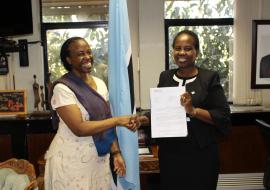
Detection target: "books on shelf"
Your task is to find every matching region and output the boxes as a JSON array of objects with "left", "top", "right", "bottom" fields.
[{"left": 139, "top": 147, "right": 154, "bottom": 157}]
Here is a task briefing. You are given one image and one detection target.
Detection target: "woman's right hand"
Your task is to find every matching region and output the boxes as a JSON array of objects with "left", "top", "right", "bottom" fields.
[
  {"left": 137, "top": 115, "right": 150, "bottom": 126},
  {"left": 117, "top": 115, "right": 139, "bottom": 132}
]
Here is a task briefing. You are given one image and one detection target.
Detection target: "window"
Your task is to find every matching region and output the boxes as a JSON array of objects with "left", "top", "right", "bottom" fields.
[
  {"left": 41, "top": 23, "right": 108, "bottom": 84},
  {"left": 164, "top": 0, "right": 234, "bottom": 99},
  {"left": 40, "top": 0, "right": 109, "bottom": 87}
]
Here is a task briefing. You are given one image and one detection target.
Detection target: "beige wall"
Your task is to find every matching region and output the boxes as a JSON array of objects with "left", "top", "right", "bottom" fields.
[
  {"left": 139, "top": 0, "right": 165, "bottom": 109},
  {"left": 138, "top": 0, "right": 270, "bottom": 108},
  {"left": 1, "top": 0, "right": 270, "bottom": 112},
  {"left": 233, "top": 0, "right": 270, "bottom": 106},
  {"left": 0, "top": 0, "right": 43, "bottom": 113}
]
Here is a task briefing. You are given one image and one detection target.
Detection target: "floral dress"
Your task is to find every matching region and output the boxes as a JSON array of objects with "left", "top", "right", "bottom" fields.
[{"left": 44, "top": 76, "right": 111, "bottom": 190}]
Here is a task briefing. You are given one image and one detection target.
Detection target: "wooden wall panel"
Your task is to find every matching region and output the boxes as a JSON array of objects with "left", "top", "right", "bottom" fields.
[
  {"left": 27, "top": 133, "right": 55, "bottom": 176},
  {"left": 0, "top": 134, "right": 12, "bottom": 161},
  {"left": 219, "top": 125, "right": 268, "bottom": 173}
]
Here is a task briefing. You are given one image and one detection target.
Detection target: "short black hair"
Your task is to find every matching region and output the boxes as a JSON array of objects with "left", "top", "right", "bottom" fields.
[
  {"left": 172, "top": 30, "right": 200, "bottom": 51},
  {"left": 60, "top": 37, "right": 85, "bottom": 71}
]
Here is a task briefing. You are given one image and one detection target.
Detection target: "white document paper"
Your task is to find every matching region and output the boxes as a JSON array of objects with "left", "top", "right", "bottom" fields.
[{"left": 150, "top": 86, "right": 187, "bottom": 138}]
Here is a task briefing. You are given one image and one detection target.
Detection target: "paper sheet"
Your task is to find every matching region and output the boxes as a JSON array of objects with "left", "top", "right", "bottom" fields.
[{"left": 150, "top": 86, "right": 188, "bottom": 138}]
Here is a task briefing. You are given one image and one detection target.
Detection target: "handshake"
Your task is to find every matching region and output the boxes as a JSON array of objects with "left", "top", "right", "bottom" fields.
[{"left": 117, "top": 115, "right": 149, "bottom": 132}]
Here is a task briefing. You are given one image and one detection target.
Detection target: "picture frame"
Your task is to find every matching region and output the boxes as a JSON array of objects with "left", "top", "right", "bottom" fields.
[
  {"left": 0, "top": 90, "right": 27, "bottom": 115},
  {"left": 251, "top": 20, "right": 270, "bottom": 89}
]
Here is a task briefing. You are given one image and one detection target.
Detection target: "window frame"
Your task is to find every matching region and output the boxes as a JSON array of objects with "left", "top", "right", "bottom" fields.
[
  {"left": 40, "top": 21, "right": 108, "bottom": 108},
  {"left": 164, "top": 18, "right": 234, "bottom": 70},
  {"left": 164, "top": 18, "right": 233, "bottom": 101}
]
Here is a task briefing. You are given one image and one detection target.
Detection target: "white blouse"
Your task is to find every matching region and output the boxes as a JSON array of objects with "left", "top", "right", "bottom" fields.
[{"left": 44, "top": 76, "right": 112, "bottom": 190}]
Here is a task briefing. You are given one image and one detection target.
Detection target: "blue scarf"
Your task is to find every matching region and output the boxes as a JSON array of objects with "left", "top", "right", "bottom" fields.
[{"left": 50, "top": 72, "right": 116, "bottom": 156}]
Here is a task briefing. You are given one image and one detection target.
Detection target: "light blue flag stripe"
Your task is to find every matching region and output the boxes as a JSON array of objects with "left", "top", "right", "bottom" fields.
[{"left": 108, "top": 0, "right": 140, "bottom": 190}]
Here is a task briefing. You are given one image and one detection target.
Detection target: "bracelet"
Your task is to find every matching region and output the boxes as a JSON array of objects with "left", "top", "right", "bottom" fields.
[
  {"left": 111, "top": 150, "right": 121, "bottom": 157},
  {"left": 189, "top": 107, "right": 197, "bottom": 118}
]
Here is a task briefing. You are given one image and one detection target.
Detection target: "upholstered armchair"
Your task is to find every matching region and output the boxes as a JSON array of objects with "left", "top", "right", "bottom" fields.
[{"left": 0, "top": 158, "right": 38, "bottom": 190}]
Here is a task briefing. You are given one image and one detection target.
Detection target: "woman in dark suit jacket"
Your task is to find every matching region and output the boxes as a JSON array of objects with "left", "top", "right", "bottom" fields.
[{"left": 139, "top": 30, "right": 231, "bottom": 190}]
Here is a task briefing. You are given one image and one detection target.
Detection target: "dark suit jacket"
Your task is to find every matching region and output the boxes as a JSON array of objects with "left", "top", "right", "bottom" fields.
[
  {"left": 260, "top": 54, "right": 270, "bottom": 78},
  {"left": 152, "top": 67, "right": 231, "bottom": 150}
]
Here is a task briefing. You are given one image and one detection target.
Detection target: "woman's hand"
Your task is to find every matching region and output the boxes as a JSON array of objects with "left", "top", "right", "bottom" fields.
[
  {"left": 180, "top": 92, "right": 214, "bottom": 123},
  {"left": 113, "top": 153, "right": 126, "bottom": 177},
  {"left": 180, "top": 92, "right": 195, "bottom": 115},
  {"left": 137, "top": 115, "right": 150, "bottom": 126},
  {"left": 117, "top": 115, "right": 140, "bottom": 132}
]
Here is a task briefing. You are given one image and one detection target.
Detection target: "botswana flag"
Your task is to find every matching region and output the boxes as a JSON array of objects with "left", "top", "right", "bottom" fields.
[{"left": 108, "top": 0, "right": 140, "bottom": 189}]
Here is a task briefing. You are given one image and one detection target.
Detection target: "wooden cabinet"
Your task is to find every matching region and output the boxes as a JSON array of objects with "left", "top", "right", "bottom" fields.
[
  {"left": 0, "top": 111, "right": 270, "bottom": 189},
  {"left": 0, "top": 116, "right": 56, "bottom": 176}
]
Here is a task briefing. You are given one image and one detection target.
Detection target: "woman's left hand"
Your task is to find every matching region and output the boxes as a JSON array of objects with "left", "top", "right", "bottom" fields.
[
  {"left": 180, "top": 92, "right": 194, "bottom": 114},
  {"left": 113, "top": 153, "right": 126, "bottom": 177}
]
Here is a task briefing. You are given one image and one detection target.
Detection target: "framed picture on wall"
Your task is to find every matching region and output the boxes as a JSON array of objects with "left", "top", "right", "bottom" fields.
[
  {"left": 251, "top": 20, "right": 270, "bottom": 89},
  {"left": 0, "top": 90, "right": 27, "bottom": 115}
]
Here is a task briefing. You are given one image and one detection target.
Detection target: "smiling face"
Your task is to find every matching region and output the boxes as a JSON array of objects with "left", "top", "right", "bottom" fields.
[
  {"left": 66, "top": 39, "right": 93, "bottom": 74},
  {"left": 173, "top": 33, "right": 199, "bottom": 69}
]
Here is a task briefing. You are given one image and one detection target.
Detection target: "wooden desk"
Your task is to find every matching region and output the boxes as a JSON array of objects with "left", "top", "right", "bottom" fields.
[
  {"left": 140, "top": 155, "right": 160, "bottom": 190},
  {"left": 140, "top": 156, "right": 159, "bottom": 174},
  {"left": 1, "top": 110, "right": 270, "bottom": 189},
  {"left": 139, "top": 145, "right": 159, "bottom": 173}
]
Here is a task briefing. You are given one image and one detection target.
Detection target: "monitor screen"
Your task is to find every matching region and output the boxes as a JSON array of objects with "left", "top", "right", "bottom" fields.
[{"left": 0, "top": 0, "right": 33, "bottom": 37}]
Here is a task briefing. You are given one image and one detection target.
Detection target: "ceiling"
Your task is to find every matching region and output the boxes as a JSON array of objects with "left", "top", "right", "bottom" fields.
[
  {"left": 41, "top": 0, "right": 109, "bottom": 7},
  {"left": 41, "top": 0, "right": 109, "bottom": 18}
]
